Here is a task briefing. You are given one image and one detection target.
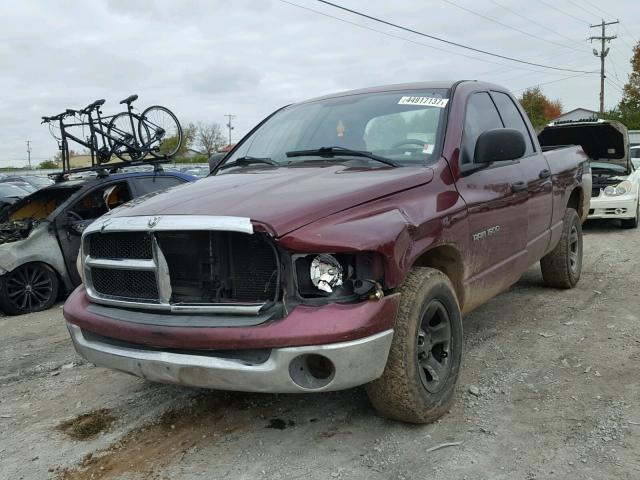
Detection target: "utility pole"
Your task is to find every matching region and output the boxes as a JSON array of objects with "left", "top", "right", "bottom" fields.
[
  {"left": 26, "top": 140, "right": 31, "bottom": 169},
  {"left": 224, "top": 114, "right": 236, "bottom": 146},
  {"left": 590, "top": 19, "right": 619, "bottom": 115}
]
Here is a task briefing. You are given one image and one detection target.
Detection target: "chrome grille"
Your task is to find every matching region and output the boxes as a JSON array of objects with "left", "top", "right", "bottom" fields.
[
  {"left": 91, "top": 268, "right": 158, "bottom": 299},
  {"left": 83, "top": 224, "right": 279, "bottom": 314},
  {"left": 88, "top": 232, "right": 153, "bottom": 259}
]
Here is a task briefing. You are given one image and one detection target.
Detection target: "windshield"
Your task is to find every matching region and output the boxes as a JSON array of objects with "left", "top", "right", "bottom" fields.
[
  {"left": 591, "top": 162, "right": 627, "bottom": 173},
  {"left": 223, "top": 89, "right": 449, "bottom": 168},
  {"left": 0, "top": 184, "right": 29, "bottom": 197},
  {"left": 1, "top": 186, "right": 81, "bottom": 222}
]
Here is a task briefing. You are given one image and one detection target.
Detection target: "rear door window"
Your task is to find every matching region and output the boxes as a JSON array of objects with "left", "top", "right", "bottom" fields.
[
  {"left": 491, "top": 91, "right": 535, "bottom": 156},
  {"left": 132, "top": 176, "right": 185, "bottom": 196}
]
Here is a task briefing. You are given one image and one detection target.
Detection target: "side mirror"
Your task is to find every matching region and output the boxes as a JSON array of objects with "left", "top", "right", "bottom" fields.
[
  {"left": 209, "top": 153, "right": 226, "bottom": 173},
  {"left": 474, "top": 128, "right": 526, "bottom": 165}
]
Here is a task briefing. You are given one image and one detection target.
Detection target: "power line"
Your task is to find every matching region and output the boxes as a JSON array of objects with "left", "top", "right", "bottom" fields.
[
  {"left": 279, "top": 0, "right": 592, "bottom": 76},
  {"left": 605, "top": 72, "right": 625, "bottom": 91},
  {"left": 490, "top": 0, "right": 588, "bottom": 50},
  {"left": 581, "top": 0, "right": 637, "bottom": 46},
  {"left": 512, "top": 71, "right": 594, "bottom": 93},
  {"left": 581, "top": 0, "right": 609, "bottom": 18},
  {"left": 537, "top": 0, "right": 592, "bottom": 25},
  {"left": 313, "top": 0, "right": 595, "bottom": 73},
  {"left": 440, "top": 0, "right": 589, "bottom": 54},
  {"left": 567, "top": 0, "right": 600, "bottom": 21},
  {"left": 605, "top": 77, "right": 624, "bottom": 95},
  {"left": 620, "top": 22, "right": 638, "bottom": 45}
]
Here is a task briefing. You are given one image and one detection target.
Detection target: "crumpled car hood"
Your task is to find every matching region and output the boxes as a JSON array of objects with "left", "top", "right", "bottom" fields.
[{"left": 110, "top": 165, "right": 434, "bottom": 236}]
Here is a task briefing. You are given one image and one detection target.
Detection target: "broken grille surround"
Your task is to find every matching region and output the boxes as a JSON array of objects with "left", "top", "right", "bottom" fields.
[{"left": 82, "top": 227, "right": 280, "bottom": 316}]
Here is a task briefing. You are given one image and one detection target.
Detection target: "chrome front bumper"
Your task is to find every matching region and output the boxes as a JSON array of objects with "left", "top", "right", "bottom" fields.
[{"left": 67, "top": 323, "right": 394, "bottom": 393}]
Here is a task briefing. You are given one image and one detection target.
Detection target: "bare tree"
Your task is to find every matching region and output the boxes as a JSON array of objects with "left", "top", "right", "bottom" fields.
[{"left": 195, "top": 121, "right": 226, "bottom": 157}]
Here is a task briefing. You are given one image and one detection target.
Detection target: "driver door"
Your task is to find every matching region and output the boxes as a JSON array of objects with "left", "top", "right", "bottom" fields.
[{"left": 55, "top": 180, "right": 132, "bottom": 285}]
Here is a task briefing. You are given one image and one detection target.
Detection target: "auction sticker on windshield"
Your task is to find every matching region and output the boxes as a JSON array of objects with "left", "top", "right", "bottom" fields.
[{"left": 398, "top": 96, "right": 449, "bottom": 108}]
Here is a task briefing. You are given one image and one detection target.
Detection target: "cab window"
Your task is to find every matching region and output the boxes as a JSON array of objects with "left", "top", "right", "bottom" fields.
[{"left": 461, "top": 92, "right": 504, "bottom": 164}]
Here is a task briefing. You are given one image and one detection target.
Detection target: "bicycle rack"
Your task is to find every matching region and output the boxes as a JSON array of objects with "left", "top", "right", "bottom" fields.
[{"left": 43, "top": 97, "right": 180, "bottom": 182}]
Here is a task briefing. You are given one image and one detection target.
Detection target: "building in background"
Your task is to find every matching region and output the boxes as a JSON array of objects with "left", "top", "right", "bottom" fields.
[{"left": 551, "top": 108, "right": 599, "bottom": 123}]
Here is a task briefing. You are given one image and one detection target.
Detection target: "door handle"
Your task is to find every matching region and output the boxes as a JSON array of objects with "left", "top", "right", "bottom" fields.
[
  {"left": 511, "top": 181, "right": 528, "bottom": 193},
  {"left": 539, "top": 169, "right": 551, "bottom": 179}
]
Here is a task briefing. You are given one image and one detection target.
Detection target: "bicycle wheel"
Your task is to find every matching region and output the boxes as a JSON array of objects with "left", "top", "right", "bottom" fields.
[
  {"left": 138, "top": 106, "right": 182, "bottom": 158},
  {"left": 107, "top": 112, "right": 147, "bottom": 162}
]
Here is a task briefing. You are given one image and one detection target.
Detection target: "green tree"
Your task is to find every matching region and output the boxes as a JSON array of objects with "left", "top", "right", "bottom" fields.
[
  {"left": 518, "top": 87, "right": 562, "bottom": 130},
  {"left": 603, "top": 41, "right": 640, "bottom": 129},
  {"left": 159, "top": 123, "right": 196, "bottom": 157},
  {"left": 38, "top": 160, "right": 58, "bottom": 169}
]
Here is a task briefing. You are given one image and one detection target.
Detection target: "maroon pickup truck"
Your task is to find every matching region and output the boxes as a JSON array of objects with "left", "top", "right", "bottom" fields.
[{"left": 63, "top": 81, "right": 588, "bottom": 423}]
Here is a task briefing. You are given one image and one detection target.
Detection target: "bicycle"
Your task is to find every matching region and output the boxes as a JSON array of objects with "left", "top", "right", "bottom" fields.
[{"left": 42, "top": 95, "right": 183, "bottom": 172}]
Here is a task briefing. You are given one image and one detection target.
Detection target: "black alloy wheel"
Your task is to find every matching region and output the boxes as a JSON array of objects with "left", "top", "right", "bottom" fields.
[
  {"left": 416, "top": 300, "right": 452, "bottom": 393},
  {"left": 568, "top": 224, "right": 580, "bottom": 275},
  {"left": 0, "top": 263, "right": 59, "bottom": 315}
]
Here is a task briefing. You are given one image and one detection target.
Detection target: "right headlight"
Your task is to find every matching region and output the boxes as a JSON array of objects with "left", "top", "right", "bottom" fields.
[
  {"left": 604, "top": 180, "right": 632, "bottom": 196},
  {"left": 75, "top": 244, "right": 86, "bottom": 284},
  {"left": 310, "top": 254, "right": 343, "bottom": 293}
]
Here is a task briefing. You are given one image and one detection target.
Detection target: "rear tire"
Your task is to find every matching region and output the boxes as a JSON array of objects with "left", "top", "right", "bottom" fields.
[
  {"left": 107, "top": 113, "right": 146, "bottom": 162},
  {"left": 0, "top": 263, "right": 59, "bottom": 315},
  {"left": 540, "top": 208, "right": 582, "bottom": 288},
  {"left": 621, "top": 202, "right": 639, "bottom": 229},
  {"left": 365, "top": 268, "right": 463, "bottom": 424}
]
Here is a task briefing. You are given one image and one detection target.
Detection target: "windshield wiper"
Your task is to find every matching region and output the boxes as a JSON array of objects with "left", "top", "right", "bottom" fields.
[
  {"left": 285, "top": 146, "right": 399, "bottom": 167},
  {"left": 219, "top": 156, "right": 280, "bottom": 170}
]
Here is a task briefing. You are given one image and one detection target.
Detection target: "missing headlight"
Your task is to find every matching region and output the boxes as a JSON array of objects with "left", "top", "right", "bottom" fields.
[{"left": 294, "top": 252, "right": 384, "bottom": 300}]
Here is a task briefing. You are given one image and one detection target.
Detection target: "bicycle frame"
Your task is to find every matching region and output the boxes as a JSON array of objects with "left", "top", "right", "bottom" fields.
[{"left": 53, "top": 110, "right": 166, "bottom": 173}]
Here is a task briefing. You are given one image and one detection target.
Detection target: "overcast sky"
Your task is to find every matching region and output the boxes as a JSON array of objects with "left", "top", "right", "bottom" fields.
[{"left": 1, "top": 0, "right": 638, "bottom": 166}]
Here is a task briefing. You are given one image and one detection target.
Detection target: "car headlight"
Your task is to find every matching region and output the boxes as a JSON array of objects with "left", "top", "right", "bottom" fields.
[
  {"left": 76, "top": 248, "right": 85, "bottom": 284},
  {"left": 310, "top": 254, "right": 343, "bottom": 293},
  {"left": 604, "top": 180, "right": 632, "bottom": 196}
]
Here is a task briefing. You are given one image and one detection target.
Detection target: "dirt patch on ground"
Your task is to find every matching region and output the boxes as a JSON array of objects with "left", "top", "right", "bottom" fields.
[
  {"left": 56, "top": 394, "right": 247, "bottom": 480},
  {"left": 57, "top": 409, "right": 116, "bottom": 440}
]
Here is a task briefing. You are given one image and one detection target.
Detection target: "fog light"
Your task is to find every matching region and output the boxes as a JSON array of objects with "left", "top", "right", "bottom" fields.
[
  {"left": 310, "top": 254, "right": 343, "bottom": 293},
  {"left": 289, "top": 354, "right": 335, "bottom": 389}
]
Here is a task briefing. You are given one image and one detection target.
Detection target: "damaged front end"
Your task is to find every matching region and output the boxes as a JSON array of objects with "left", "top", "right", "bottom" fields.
[{"left": 0, "top": 218, "right": 40, "bottom": 245}]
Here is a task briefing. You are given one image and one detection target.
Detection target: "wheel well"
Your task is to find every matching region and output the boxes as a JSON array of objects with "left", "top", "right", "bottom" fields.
[
  {"left": 567, "top": 187, "right": 583, "bottom": 218},
  {"left": 412, "top": 245, "right": 465, "bottom": 308}
]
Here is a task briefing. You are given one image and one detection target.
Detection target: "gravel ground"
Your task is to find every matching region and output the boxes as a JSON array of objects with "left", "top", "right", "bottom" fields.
[{"left": 1, "top": 220, "right": 639, "bottom": 480}]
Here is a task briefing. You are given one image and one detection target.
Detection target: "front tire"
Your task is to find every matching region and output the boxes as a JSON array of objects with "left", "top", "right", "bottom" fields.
[
  {"left": 540, "top": 208, "right": 582, "bottom": 288},
  {"left": 0, "top": 263, "right": 59, "bottom": 315},
  {"left": 139, "top": 106, "right": 182, "bottom": 158},
  {"left": 365, "top": 268, "right": 463, "bottom": 424}
]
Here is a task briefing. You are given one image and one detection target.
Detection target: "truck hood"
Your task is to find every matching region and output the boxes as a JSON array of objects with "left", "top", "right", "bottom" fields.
[
  {"left": 538, "top": 120, "right": 629, "bottom": 171},
  {"left": 111, "top": 165, "right": 434, "bottom": 236}
]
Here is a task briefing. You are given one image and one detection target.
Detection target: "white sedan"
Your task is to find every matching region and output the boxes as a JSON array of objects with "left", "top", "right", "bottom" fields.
[{"left": 589, "top": 159, "right": 640, "bottom": 228}]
